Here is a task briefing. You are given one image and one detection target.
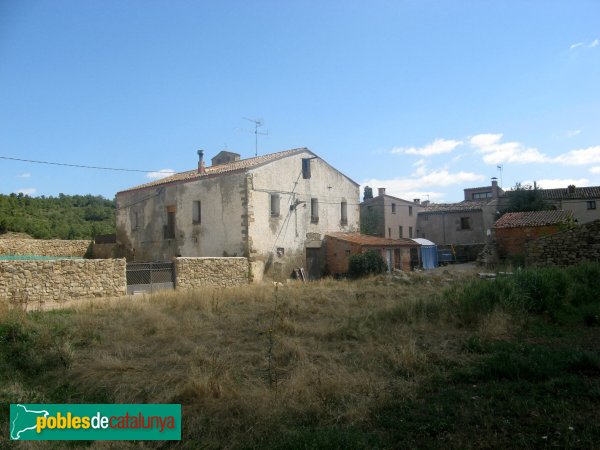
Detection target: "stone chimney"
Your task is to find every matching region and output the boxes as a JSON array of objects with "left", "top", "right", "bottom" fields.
[
  {"left": 491, "top": 177, "right": 499, "bottom": 198},
  {"left": 197, "top": 150, "right": 206, "bottom": 174},
  {"left": 378, "top": 188, "right": 386, "bottom": 197},
  {"left": 414, "top": 198, "right": 420, "bottom": 204}
]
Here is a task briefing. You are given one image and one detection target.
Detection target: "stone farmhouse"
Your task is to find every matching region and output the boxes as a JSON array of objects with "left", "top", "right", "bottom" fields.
[
  {"left": 359, "top": 188, "right": 422, "bottom": 240},
  {"left": 115, "top": 148, "right": 360, "bottom": 281}
]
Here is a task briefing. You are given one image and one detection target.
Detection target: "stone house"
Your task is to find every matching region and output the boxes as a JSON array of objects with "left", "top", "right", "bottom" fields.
[
  {"left": 360, "top": 188, "right": 422, "bottom": 239},
  {"left": 494, "top": 210, "right": 574, "bottom": 258},
  {"left": 533, "top": 185, "right": 600, "bottom": 224},
  {"left": 324, "top": 232, "right": 420, "bottom": 275},
  {"left": 115, "top": 148, "right": 360, "bottom": 281}
]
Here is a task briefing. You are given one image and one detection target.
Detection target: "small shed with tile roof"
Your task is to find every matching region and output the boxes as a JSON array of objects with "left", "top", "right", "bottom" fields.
[
  {"left": 494, "top": 210, "right": 574, "bottom": 258},
  {"left": 324, "top": 232, "right": 420, "bottom": 275}
]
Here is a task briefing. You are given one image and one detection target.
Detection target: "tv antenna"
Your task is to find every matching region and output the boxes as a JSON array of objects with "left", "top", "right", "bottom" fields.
[{"left": 243, "top": 117, "right": 269, "bottom": 156}]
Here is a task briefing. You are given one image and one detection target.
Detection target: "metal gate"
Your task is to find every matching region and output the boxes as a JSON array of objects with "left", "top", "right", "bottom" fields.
[{"left": 126, "top": 262, "right": 175, "bottom": 294}]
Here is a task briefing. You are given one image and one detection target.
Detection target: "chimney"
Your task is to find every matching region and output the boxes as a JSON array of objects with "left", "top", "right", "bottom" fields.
[
  {"left": 568, "top": 184, "right": 576, "bottom": 194},
  {"left": 197, "top": 149, "right": 205, "bottom": 174},
  {"left": 491, "top": 177, "right": 498, "bottom": 198},
  {"left": 413, "top": 198, "right": 420, "bottom": 204},
  {"left": 378, "top": 187, "right": 386, "bottom": 197}
]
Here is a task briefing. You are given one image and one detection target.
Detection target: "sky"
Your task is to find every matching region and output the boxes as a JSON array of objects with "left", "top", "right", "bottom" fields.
[{"left": 1, "top": 0, "right": 599, "bottom": 202}]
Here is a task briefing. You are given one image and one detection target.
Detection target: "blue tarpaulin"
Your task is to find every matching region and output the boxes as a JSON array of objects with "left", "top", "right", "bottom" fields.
[{"left": 411, "top": 238, "right": 438, "bottom": 269}]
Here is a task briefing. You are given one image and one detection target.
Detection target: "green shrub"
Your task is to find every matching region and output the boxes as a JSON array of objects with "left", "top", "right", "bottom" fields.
[{"left": 348, "top": 250, "right": 387, "bottom": 278}]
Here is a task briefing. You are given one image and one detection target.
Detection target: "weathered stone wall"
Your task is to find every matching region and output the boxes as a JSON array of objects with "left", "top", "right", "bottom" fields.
[
  {"left": 174, "top": 257, "right": 249, "bottom": 289},
  {"left": 526, "top": 220, "right": 600, "bottom": 267},
  {"left": 0, "top": 239, "right": 92, "bottom": 257},
  {"left": 0, "top": 259, "right": 126, "bottom": 306}
]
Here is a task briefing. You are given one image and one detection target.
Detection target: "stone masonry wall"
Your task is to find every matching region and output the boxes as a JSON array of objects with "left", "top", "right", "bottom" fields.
[
  {"left": 175, "top": 257, "right": 249, "bottom": 289},
  {"left": 0, "top": 259, "right": 126, "bottom": 306},
  {"left": 526, "top": 220, "right": 600, "bottom": 267},
  {"left": 0, "top": 239, "right": 92, "bottom": 257}
]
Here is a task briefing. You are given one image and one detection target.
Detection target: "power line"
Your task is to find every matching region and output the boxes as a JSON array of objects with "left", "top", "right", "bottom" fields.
[{"left": 0, "top": 155, "right": 176, "bottom": 174}]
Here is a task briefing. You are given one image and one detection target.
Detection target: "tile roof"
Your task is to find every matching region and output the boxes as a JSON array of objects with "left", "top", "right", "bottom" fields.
[
  {"left": 326, "top": 232, "right": 420, "bottom": 247},
  {"left": 494, "top": 210, "right": 573, "bottom": 229},
  {"left": 118, "top": 147, "right": 311, "bottom": 193},
  {"left": 535, "top": 186, "right": 600, "bottom": 200},
  {"left": 419, "top": 201, "right": 489, "bottom": 213}
]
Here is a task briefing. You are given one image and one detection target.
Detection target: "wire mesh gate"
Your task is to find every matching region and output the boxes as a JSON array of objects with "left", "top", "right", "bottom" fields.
[{"left": 126, "top": 262, "right": 175, "bottom": 294}]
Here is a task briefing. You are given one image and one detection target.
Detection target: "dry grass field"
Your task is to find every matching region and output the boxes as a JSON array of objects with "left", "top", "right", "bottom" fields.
[{"left": 1, "top": 264, "right": 599, "bottom": 449}]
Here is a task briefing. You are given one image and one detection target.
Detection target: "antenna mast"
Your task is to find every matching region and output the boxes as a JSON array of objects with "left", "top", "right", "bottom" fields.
[{"left": 243, "top": 117, "right": 268, "bottom": 156}]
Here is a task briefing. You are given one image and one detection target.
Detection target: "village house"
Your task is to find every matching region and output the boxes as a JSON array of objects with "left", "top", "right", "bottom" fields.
[
  {"left": 359, "top": 188, "right": 422, "bottom": 239},
  {"left": 115, "top": 148, "right": 360, "bottom": 281},
  {"left": 524, "top": 185, "right": 600, "bottom": 224}
]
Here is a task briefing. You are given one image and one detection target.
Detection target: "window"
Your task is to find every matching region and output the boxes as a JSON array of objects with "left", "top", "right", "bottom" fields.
[
  {"left": 587, "top": 200, "right": 596, "bottom": 210},
  {"left": 270, "top": 194, "right": 280, "bottom": 217},
  {"left": 133, "top": 211, "right": 139, "bottom": 230},
  {"left": 302, "top": 158, "right": 311, "bottom": 179},
  {"left": 276, "top": 247, "right": 284, "bottom": 257},
  {"left": 192, "top": 201, "right": 201, "bottom": 224},
  {"left": 409, "top": 206, "right": 413, "bottom": 216},
  {"left": 311, "top": 198, "right": 319, "bottom": 223},
  {"left": 409, "top": 226, "right": 413, "bottom": 238},
  {"left": 422, "top": 214, "right": 429, "bottom": 221},
  {"left": 340, "top": 201, "right": 348, "bottom": 225},
  {"left": 473, "top": 192, "right": 492, "bottom": 200},
  {"left": 391, "top": 203, "right": 396, "bottom": 214},
  {"left": 399, "top": 226, "right": 403, "bottom": 238},
  {"left": 165, "top": 206, "right": 176, "bottom": 239},
  {"left": 460, "top": 217, "right": 471, "bottom": 230},
  {"left": 388, "top": 227, "right": 391, "bottom": 238},
  {"left": 345, "top": 249, "right": 351, "bottom": 257}
]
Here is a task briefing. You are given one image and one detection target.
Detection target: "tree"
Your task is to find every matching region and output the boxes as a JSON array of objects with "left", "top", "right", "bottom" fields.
[
  {"left": 503, "top": 182, "right": 550, "bottom": 213},
  {"left": 363, "top": 186, "right": 373, "bottom": 202}
]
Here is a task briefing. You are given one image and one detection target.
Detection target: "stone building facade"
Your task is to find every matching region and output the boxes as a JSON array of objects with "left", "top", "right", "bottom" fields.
[
  {"left": 360, "top": 189, "right": 421, "bottom": 240},
  {"left": 116, "top": 148, "right": 359, "bottom": 281}
]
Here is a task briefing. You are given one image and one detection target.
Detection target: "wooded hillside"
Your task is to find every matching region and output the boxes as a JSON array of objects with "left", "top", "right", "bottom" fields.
[{"left": 0, "top": 193, "right": 115, "bottom": 239}]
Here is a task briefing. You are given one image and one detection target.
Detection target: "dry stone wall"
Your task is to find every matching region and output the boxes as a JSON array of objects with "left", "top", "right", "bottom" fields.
[
  {"left": 526, "top": 220, "right": 600, "bottom": 267},
  {"left": 0, "top": 239, "right": 92, "bottom": 257},
  {"left": 175, "top": 257, "right": 249, "bottom": 289},
  {"left": 0, "top": 259, "right": 126, "bottom": 307}
]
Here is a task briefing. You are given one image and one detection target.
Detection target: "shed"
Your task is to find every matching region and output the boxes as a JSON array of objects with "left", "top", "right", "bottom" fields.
[
  {"left": 494, "top": 210, "right": 573, "bottom": 258},
  {"left": 411, "top": 238, "right": 438, "bottom": 269},
  {"left": 324, "top": 232, "right": 420, "bottom": 275}
]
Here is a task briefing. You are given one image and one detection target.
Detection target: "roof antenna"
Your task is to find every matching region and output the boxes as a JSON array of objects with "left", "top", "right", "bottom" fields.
[{"left": 243, "top": 117, "right": 269, "bottom": 157}]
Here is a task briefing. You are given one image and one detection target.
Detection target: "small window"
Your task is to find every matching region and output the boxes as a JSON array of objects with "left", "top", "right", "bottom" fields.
[
  {"left": 391, "top": 203, "right": 396, "bottom": 214},
  {"left": 270, "top": 194, "right": 280, "bottom": 217},
  {"left": 587, "top": 200, "right": 596, "bottom": 210},
  {"left": 311, "top": 198, "right": 319, "bottom": 223},
  {"left": 399, "top": 226, "right": 403, "bottom": 238},
  {"left": 460, "top": 217, "right": 471, "bottom": 230},
  {"left": 277, "top": 247, "right": 284, "bottom": 257},
  {"left": 345, "top": 249, "right": 351, "bottom": 257},
  {"left": 422, "top": 214, "right": 429, "bottom": 221},
  {"left": 165, "top": 206, "right": 176, "bottom": 239},
  {"left": 193, "top": 201, "right": 201, "bottom": 224},
  {"left": 133, "top": 211, "right": 139, "bottom": 230},
  {"left": 409, "top": 206, "right": 413, "bottom": 216},
  {"left": 302, "top": 158, "right": 311, "bottom": 179},
  {"left": 409, "top": 226, "right": 413, "bottom": 238},
  {"left": 388, "top": 227, "right": 391, "bottom": 238},
  {"left": 340, "top": 200, "right": 348, "bottom": 225}
]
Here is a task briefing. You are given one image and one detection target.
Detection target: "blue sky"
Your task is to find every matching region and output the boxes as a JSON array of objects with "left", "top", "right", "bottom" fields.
[{"left": 1, "top": 0, "right": 599, "bottom": 202}]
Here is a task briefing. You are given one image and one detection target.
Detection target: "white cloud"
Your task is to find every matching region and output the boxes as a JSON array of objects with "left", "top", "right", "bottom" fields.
[
  {"left": 391, "top": 138, "right": 463, "bottom": 156},
  {"left": 566, "top": 129, "right": 581, "bottom": 137},
  {"left": 16, "top": 172, "right": 31, "bottom": 178},
  {"left": 553, "top": 146, "right": 600, "bottom": 165},
  {"left": 362, "top": 168, "right": 484, "bottom": 201},
  {"left": 522, "top": 178, "right": 590, "bottom": 189},
  {"left": 146, "top": 169, "right": 175, "bottom": 179},
  {"left": 17, "top": 188, "right": 37, "bottom": 196},
  {"left": 570, "top": 39, "right": 598, "bottom": 50},
  {"left": 470, "top": 133, "right": 550, "bottom": 165},
  {"left": 590, "top": 166, "right": 600, "bottom": 174}
]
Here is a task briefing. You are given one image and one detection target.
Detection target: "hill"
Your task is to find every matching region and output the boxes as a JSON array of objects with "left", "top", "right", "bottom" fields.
[{"left": 0, "top": 193, "right": 115, "bottom": 240}]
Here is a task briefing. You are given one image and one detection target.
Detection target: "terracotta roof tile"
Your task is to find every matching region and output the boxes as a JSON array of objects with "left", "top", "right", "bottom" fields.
[
  {"left": 419, "top": 201, "right": 489, "bottom": 213},
  {"left": 536, "top": 186, "right": 600, "bottom": 200},
  {"left": 118, "top": 147, "right": 311, "bottom": 193},
  {"left": 326, "top": 232, "right": 420, "bottom": 246},
  {"left": 494, "top": 210, "right": 573, "bottom": 229}
]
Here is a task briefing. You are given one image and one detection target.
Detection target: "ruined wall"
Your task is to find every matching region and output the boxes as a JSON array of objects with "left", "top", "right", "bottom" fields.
[
  {"left": 495, "top": 225, "right": 560, "bottom": 258},
  {"left": 526, "top": 220, "right": 600, "bottom": 267},
  {"left": 0, "top": 259, "right": 126, "bottom": 306},
  {"left": 0, "top": 239, "right": 92, "bottom": 257},
  {"left": 174, "top": 257, "right": 249, "bottom": 289}
]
